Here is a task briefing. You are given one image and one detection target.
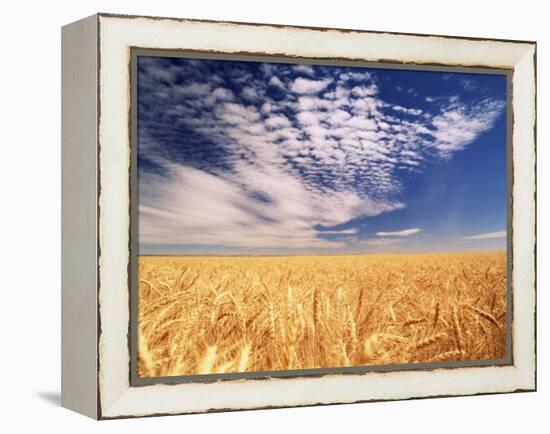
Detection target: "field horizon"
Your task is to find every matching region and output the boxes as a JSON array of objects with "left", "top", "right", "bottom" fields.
[{"left": 138, "top": 250, "right": 506, "bottom": 258}]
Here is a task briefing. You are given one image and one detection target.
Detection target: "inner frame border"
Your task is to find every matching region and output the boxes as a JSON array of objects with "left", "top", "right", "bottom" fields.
[{"left": 129, "top": 47, "right": 514, "bottom": 387}]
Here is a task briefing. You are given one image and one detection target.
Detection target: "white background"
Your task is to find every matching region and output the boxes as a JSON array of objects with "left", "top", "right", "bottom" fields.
[{"left": 0, "top": 0, "right": 546, "bottom": 432}]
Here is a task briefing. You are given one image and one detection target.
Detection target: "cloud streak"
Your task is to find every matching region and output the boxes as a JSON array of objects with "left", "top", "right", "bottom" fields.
[
  {"left": 290, "top": 77, "right": 332, "bottom": 94},
  {"left": 376, "top": 228, "right": 422, "bottom": 237},
  {"left": 463, "top": 231, "right": 506, "bottom": 240}
]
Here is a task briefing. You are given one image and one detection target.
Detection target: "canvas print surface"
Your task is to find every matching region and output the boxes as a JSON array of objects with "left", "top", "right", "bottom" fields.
[{"left": 135, "top": 55, "right": 508, "bottom": 379}]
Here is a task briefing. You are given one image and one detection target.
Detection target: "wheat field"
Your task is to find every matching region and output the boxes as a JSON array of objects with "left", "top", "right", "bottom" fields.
[{"left": 137, "top": 252, "right": 507, "bottom": 378}]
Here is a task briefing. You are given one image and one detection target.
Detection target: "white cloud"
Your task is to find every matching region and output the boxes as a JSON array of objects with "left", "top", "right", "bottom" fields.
[
  {"left": 328, "top": 109, "right": 351, "bottom": 125},
  {"left": 290, "top": 77, "right": 331, "bottom": 94},
  {"left": 392, "top": 105, "right": 423, "bottom": 116},
  {"left": 260, "top": 102, "right": 272, "bottom": 114},
  {"left": 175, "top": 82, "right": 212, "bottom": 98},
  {"left": 265, "top": 115, "right": 292, "bottom": 129},
  {"left": 296, "top": 111, "right": 320, "bottom": 126},
  {"left": 346, "top": 116, "right": 377, "bottom": 130},
  {"left": 463, "top": 230, "right": 506, "bottom": 240},
  {"left": 429, "top": 98, "right": 505, "bottom": 156},
  {"left": 217, "top": 102, "right": 260, "bottom": 125},
  {"left": 268, "top": 75, "right": 286, "bottom": 90},
  {"left": 351, "top": 85, "right": 378, "bottom": 97},
  {"left": 241, "top": 86, "right": 260, "bottom": 101},
  {"left": 376, "top": 228, "right": 422, "bottom": 237},
  {"left": 339, "top": 71, "right": 372, "bottom": 82},
  {"left": 212, "top": 87, "right": 234, "bottom": 100},
  {"left": 459, "top": 78, "right": 477, "bottom": 91},
  {"left": 297, "top": 96, "right": 333, "bottom": 111},
  {"left": 292, "top": 64, "right": 315, "bottom": 77}
]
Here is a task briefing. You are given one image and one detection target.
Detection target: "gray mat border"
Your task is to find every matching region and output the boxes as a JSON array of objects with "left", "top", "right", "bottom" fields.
[{"left": 129, "top": 48, "right": 513, "bottom": 387}]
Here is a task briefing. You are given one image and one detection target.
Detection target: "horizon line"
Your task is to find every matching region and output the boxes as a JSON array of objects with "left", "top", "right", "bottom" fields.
[{"left": 138, "top": 249, "right": 506, "bottom": 258}]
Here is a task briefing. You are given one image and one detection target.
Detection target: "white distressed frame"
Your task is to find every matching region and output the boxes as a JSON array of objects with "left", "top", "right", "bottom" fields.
[{"left": 64, "top": 13, "right": 536, "bottom": 419}]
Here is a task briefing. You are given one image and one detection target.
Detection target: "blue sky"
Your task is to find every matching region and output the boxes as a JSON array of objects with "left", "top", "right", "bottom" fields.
[{"left": 137, "top": 55, "right": 507, "bottom": 255}]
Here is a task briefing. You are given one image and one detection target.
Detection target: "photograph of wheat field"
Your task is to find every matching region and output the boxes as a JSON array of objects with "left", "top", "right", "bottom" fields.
[{"left": 136, "top": 55, "right": 508, "bottom": 378}]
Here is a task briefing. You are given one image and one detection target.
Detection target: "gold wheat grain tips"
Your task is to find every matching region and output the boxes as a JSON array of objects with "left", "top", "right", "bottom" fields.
[{"left": 137, "top": 253, "right": 506, "bottom": 377}]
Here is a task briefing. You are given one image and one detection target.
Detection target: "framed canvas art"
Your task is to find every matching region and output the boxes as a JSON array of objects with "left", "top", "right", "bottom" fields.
[{"left": 61, "top": 13, "right": 536, "bottom": 419}]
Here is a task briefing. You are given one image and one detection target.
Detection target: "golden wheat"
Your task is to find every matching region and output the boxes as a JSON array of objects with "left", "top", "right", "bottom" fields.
[{"left": 137, "top": 252, "right": 507, "bottom": 377}]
